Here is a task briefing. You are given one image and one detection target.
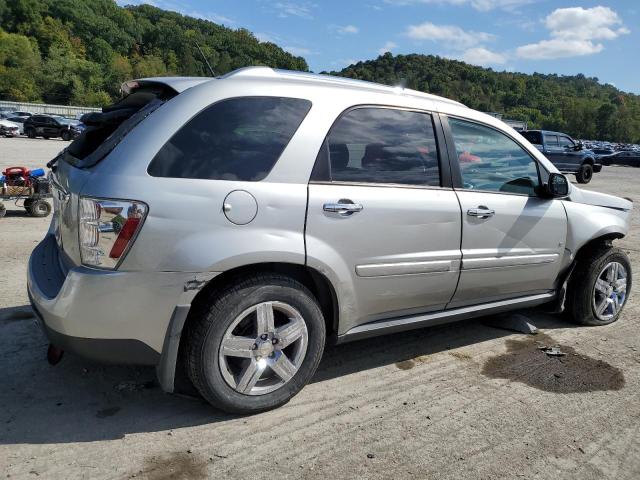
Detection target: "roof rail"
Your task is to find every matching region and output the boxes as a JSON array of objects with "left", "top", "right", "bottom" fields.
[{"left": 222, "top": 67, "right": 466, "bottom": 107}]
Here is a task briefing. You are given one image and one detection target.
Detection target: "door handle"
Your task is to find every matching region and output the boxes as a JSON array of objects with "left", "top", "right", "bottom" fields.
[
  {"left": 467, "top": 206, "right": 495, "bottom": 218},
  {"left": 323, "top": 200, "right": 363, "bottom": 216}
]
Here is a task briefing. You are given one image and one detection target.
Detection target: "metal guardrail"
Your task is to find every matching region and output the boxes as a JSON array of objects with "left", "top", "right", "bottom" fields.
[{"left": 0, "top": 100, "right": 100, "bottom": 118}]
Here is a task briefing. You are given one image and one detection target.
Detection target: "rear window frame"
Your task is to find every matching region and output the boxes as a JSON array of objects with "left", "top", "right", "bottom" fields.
[{"left": 147, "top": 95, "right": 312, "bottom": 182}]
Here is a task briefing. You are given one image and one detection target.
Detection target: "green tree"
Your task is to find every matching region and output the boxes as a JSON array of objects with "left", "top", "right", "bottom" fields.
[{"left": 0, "top": 29, "right": 42, "bottom": 100}]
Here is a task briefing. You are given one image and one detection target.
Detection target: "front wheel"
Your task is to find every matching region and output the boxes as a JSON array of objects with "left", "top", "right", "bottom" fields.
[
  {"left": 27, "top": 200, "right": 51, "bottom": 217},
  {"left": 576, "top": 163, "right": 593, "bottom": 184},
  {"left": 185, "top": 274, "right": 326, "bottom": 413},
  {"left": 61, "top": 130, "right": 71, "bottom": 141},
  {"left": 568, "top": 246, "right": 631, "bottom": 325}
]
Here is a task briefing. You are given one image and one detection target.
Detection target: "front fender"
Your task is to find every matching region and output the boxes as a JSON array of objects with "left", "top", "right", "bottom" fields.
[{"left": 562, "top": 200, "right": 630, "bottom": 255}]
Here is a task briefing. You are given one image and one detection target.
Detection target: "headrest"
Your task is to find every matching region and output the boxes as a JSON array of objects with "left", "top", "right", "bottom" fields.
[{"left": 329, "top": 143, "right": 350, "bottom": 170}]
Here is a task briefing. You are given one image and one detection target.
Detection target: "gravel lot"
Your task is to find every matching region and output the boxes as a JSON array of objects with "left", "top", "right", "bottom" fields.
[{"left": 1, "top": 137, "right": 639, "bottom": 480}]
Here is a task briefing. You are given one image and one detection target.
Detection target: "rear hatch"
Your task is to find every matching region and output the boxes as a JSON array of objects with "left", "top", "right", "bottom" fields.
[{"left": 49, "top": 77, "right": 211, "bottom": 267}]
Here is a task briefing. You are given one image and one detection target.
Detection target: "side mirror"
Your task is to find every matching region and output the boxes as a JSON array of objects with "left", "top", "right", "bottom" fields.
[
  {"left": 546, "top": 173, "right": 569, "bottom": 197},
  {"left": 574, "top": 141, "right": 583, "bottom": 151}
]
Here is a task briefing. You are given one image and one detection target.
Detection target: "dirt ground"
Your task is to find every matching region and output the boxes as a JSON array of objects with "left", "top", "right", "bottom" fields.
[{"left": 1, "top": 137, "right": 639, "bottom": 479}]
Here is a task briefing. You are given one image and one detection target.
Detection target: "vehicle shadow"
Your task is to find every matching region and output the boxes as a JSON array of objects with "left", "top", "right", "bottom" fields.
[
  {"left": 1, "top": 208, "right": 31, "bottom": 218},
  {"left": 0, "top": 305, "right": 575, "bottom": 445}
]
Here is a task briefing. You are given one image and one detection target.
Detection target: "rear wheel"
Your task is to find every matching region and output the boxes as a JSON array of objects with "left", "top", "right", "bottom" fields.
[
  {"left": 576, "top": 163, "right": 593, "bottom": 184},
  {"left": 185, "top": 274, "right": 326, "bottom": 413},
  {"left": 568, "top": 246, "right": 631, "bottom": 325},
  {"left": 27, "top": 200, "right": 51, "bottom": 218}
]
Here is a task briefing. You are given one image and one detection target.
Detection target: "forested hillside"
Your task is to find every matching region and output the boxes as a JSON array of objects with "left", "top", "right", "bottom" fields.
[
  {"left": 330, "top": 53, "right": 640, "bottom": 143},
  {"left": 0, "top": 1, "right": 638, "bottom": 142},
  {"left": 0, "top": 0, "right": 307, "bottom": 106}
]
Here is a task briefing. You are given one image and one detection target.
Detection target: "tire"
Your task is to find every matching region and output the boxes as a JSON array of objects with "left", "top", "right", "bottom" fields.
[
  {"left": 61, "top": 130, "right": 71, "bottom": 141},
  {"left": 43, "top": 135, "right": 50, "bottom": 140},
  {"left": 26, "top": 128, "right": 36, "bottom": 139},
  {"left": 185, "top": 274, "right": 326, "bottom": 413},
  {"left": 27, "top": 200, "right": 52, "bottom": 218},
  {"left": 568, "top": 246, "right": 631, "bottom": 326},
  {"left": 576, "top": 163, "right": 593, "bottom": 184},
  {"left": 0, "top": 203, "right": 6, "bottom": 218}
]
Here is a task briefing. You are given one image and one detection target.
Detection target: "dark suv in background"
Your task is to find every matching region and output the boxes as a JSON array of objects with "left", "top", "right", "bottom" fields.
[
  {"left": 519, "top": 130, "right": 600, "bottom": 184},
  {"left": 24, "top": 115, "right": 82, "bottom": 141}
]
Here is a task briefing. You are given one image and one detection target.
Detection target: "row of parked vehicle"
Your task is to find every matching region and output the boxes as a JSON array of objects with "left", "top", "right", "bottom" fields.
[
  {"left": 581, "top": 140, "right": 640, "bottom": 167},
  {"left": 0, "top": 108, "right": 85, "bottom": 141}
]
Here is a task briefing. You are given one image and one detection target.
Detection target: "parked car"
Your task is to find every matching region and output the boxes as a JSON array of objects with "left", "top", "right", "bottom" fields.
[
  {"left": 0, "top": 119, "right": 20, "bottom": 137},
  {"left": 591, "top": 147, "right": 615, "bottom": 157},
  {"left": 24, "top": 114, "right": 82, "bottom": 140},
  {"left": 29, "top": 68, "right": 633, "bottom": 413},
  {"left": 600, "top": 150, "right": 640, "bottom": 167},
  {"left": 6, "top": 116, "right": 26, "bottom": 135},
  {"left": 9, "top": 111, "right": 32, "bottom": 117},
  {"left": 519, "top": 130, "right": 600, "bottom": 183}
]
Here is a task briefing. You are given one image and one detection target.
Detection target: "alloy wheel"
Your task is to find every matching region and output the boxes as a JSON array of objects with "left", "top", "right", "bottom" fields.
[
  {"left": 218, "top": 301, "right": 308, "bottom": 396},
  {"left": 592, "top": 261, "right": 628, "bottom": 321}
]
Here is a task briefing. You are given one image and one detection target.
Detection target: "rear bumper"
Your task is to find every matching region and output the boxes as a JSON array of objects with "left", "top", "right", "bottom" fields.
[{"left": 27, "top": 235, "right": 197, "bottom": 365}]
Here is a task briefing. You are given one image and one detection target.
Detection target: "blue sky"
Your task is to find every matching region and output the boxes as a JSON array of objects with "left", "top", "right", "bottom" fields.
[{"left": 121, "top": 1, "right": 639, "bottom": 93}]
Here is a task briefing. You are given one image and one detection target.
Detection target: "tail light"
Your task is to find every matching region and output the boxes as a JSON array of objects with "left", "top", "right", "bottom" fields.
[{"left": 79, "top": 197, "right": 148, "bottom": 269}]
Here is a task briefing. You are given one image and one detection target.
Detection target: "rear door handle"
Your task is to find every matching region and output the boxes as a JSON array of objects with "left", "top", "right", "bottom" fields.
[
  {"left": 467, "top": 206, "right": 495, "bottom": 218},
  {"left": 323, "top": 200, "right": 363, "bottom": 216}
]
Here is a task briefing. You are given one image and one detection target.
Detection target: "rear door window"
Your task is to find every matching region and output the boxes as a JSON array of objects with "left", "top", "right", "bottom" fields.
[
  {"left": 148, "top": 97, "right": 311, "bottom": 181},
  {"left": 312, "top": 107, "right": 441, "bottom": 186},
  {"left": 544, "top": 134, "right": 559, "bottom": 147}
]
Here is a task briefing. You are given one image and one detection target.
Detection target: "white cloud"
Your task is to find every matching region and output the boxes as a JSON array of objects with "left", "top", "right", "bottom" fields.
[
  {"left": 331, "top": 58, "right": 360, "bottom": 68},
  {"left": 516, "top": 6, "right": 629, "bottom": 60},
  {"left": 459, "top": 47, "right": 507, "bottom": 66},
  {"left": 516, "top": 39, "right": 604, "bottom": 60},
  {"left": 284, "top": 45, "right": 314, "bottom": 56},
  {"left": 255, "top": 32, "right": 276, "bottom": 43},
  {"left": 378, "top": 41, "right": 398, "bottom": 55},
  {"left": 118, "top": 0, "right": 236, "bottom": 25},
  {"left": 384, "top": 0, "right": 533, "bottom": 12},
  {"left": 545, "top": 6, "right": 629, "bottom": 40},
  {"left": 274, "top": 2, "right": 316, "bottom": 19},
  {"left": 406, "top": 22, "right": 494, "bottom": 49},
  {"left": 336, "top": 24, "right": 359, "bottom": 34},
  {"left": 404, "top": 20, "right": 508, "bottom": 65},
  {"left": 187, "top": 11, "right": 236, "bottom": 26}
]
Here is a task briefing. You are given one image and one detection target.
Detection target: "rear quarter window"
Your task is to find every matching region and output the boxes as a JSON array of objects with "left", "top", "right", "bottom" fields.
[
  {"left": 520, "top": 131, "right": 542, "bottom": 145},
  {"left": 148, "top": 97, "right": 312, "bottom": 181}
]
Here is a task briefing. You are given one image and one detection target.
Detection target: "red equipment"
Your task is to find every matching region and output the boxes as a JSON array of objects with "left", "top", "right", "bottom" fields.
[{"left": 3, "top": 167, "right": 32, "bottom": 187}]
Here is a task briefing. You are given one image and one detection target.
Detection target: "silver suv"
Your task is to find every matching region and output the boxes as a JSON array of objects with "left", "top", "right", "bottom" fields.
[{"left": 28, "top": 67, "right": 633, "bottom": 413}]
